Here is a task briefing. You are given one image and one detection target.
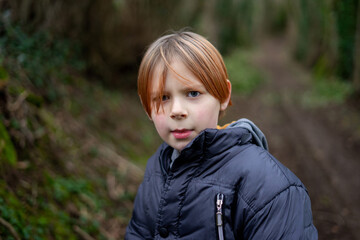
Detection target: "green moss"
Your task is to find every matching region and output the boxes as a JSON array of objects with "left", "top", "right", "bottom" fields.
[
  {"left": 0, "top": 117, "right": 17, "bottom": 165},
  {"left": 0, "top": 174, "right": 107, "bottom": 239},
  {"left": 26, "top": 92, "right": 44, "bottom": 107},
  {"left": 0, "top": 66, "right": 9, "bottom": 84}
]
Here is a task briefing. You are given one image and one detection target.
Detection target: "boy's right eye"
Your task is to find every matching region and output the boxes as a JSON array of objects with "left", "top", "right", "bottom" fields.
[{"left": 162, "top": 95, "right": 169, "bottom": 101}]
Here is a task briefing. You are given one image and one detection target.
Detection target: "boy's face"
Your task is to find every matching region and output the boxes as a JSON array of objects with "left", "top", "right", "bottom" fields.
[{"left": 150, "top": 60, "right": 230, "bottom": 152}]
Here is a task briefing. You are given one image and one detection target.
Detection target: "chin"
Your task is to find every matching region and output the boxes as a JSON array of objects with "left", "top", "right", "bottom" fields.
[{"left": 172, "top": 143, "right": 188, "bottom": 152}]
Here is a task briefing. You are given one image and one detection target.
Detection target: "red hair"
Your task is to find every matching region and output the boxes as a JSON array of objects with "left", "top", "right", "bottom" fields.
[{"left": 138, "top": 31, "right": 232, "bottom": 116}]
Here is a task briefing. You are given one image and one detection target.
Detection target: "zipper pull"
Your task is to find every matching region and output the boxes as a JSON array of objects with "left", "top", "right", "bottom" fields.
[
  {"left": 216, "top": 193, "right": 224, "bottom": 240},
  {"left": 216, "top": 193, "right": 224, "bottom": 214}
]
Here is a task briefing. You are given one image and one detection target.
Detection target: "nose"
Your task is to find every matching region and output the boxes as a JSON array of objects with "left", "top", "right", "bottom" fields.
[{"left": 170, "top": 98, "right": 187, "bottom": 120}]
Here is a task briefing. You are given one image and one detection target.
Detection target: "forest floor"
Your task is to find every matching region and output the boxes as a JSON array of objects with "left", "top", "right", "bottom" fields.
[{"left": 220, "top": 37, "right": 360, "bottom": 240}]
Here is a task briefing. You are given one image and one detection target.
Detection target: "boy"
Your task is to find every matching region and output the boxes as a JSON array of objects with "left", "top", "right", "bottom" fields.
[{"left": 125, "top": 31, "right": 318, "bottom": 239}]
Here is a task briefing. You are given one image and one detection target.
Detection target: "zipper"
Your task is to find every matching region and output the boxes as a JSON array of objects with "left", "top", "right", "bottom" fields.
[{"left": 216, "top": 193, "right": 224, "bottom": 240}]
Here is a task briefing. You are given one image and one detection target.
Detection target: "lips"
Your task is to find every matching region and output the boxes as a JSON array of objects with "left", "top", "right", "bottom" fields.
[{"left": 171, "top": 129, "right": 192, "bottom": 139}]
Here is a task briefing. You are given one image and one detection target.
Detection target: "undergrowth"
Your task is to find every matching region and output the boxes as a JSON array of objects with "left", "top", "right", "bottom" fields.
[
  {"left": 0, "top": 23, "right": 85, "bottom": 102},
  {"left": 302, "top": 76, "right": 354, "bottom": 108},
  {"left": 224, "top": 48, "right": 264, "bottom": 96},
  {"left": 0, "top": 23, "right": 144, "bottom": 239}
]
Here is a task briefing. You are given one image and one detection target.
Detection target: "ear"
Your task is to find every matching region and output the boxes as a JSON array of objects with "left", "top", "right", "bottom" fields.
[{"left": 220, "top": 79, "right": 232, "bottom": 111}]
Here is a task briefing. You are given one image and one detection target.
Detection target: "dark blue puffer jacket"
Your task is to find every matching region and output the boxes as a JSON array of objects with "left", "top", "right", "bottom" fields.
[{"left": 125, "top": 120, "right": 318, "bottom": 239}]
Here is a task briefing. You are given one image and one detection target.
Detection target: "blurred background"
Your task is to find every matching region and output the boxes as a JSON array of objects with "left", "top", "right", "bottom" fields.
[{"left": 0, "top": 0, "right": 359, "bottom": 239}]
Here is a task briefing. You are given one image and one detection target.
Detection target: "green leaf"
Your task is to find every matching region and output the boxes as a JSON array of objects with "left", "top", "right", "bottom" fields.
[{"left": 0, "top": 118, "right": 17, "bottom": 165}]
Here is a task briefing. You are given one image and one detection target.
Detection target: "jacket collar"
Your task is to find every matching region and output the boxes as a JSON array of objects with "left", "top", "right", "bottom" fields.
[{"left": 160, "top": 126, "right": 253, "bottom": 173}]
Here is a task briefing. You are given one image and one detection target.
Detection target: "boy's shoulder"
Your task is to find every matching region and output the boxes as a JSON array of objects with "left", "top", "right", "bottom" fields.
[{"left": 224, "top": 144, "right": 306, "bottom": 210}]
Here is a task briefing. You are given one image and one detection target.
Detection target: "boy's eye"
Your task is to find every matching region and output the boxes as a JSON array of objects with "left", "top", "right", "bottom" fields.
[
  {"left": 187, "top": 91, "right": 200, "bottom": 98},
  {"left": 162, "top": 95, "right": 169, "bottom": 101}
]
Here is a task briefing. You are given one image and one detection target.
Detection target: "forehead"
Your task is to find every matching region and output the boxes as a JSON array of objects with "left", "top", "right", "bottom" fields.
[{"left": 150, "top": 59, "right": 203, "bottom": 91}]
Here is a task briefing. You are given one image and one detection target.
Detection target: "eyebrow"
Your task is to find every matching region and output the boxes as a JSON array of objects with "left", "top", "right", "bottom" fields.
[{"left": 182, "top": 84, "right": 205, "bottom": 91}]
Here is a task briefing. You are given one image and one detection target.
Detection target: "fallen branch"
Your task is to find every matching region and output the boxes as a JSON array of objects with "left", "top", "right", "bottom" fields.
[
  {"left": 8, "top": 90, "right": 29, "bottom": 112},
  {"left": 0, "top": 217, "right": 20, "bottom": 240}
]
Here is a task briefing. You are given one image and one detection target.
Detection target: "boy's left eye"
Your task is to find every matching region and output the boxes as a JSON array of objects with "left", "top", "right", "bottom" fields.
[{"left": 187, "top": 91, "right": 200, "bottom": 98}]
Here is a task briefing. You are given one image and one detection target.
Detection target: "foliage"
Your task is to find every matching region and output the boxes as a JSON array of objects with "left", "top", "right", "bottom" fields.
[
  {"left": 302, "top": 76, "right": 353, "bottom": 108},
  {"left": 2, "top": 0, "right": 359, "bottom": 99},
  {"left": 0, "top": 23, "right": 85, "bottom": 101},
  {"left": 214, "top": 0, "right": 244, "bottom": 54},
  {"left": 60, "top": 76, "right": 161, "bottom": 165},
  {"left": 0, "top": 95, "right": 113, "bottom": 239},
  {"left": 0, "top": 117, "right": 17, "bottom": 165},
  {"left": 335, "top": 0, "right": 359, "bottom": 79},
  {"left": 224, "top": 49, "right": 264, "bottom": 96},
  {"left": 0, "top": 66, "right": 9, "bottom": 84},
  {"left": 213, "top": 0, "right": 269, "bottom": 54},
  {"left": 0, "top": 177, "right": 106, "bottom": 240},
  {"left": 268, "top": 0, "right": 288, "bottom": 34},
  {"left": 0, "top": 24, "right": 139, "bottom": 239},
  {"left": 0, "top": 0, "right": 270, "bottom": 88},
  {"left": 287, "top": 0, "right": 359, "bottom": 82}
]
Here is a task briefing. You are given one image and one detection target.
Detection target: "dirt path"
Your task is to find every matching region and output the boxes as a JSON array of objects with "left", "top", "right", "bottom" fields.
[{"left": 221, "top": 38, "right": 360, "bottom": 240}]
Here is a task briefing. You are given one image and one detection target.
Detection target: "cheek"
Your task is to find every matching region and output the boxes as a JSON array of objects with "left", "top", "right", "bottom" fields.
[
  {"left": 152, "top": 114, "right": 167, "bottom": 132},
  {"left": 195, "top": 108, "right": 219, "bottom": 127}
]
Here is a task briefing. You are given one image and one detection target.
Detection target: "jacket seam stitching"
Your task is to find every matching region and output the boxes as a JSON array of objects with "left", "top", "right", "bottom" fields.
[
  {"left": 175, "top": 161, "right": 203, "bottom": 238},
  {"left": 237, "top": 149, "right": 296, "bottom": 211},
  {"left": 247, "top": 184, "right": 305, "bottom": 222},
  {"left": 264, "top": 150, "right": 292, "bottom": 184},
  {"left": 155, "top": 174, "right": 173, "bottom": 237},
  {"left": 191, "top": 179, "right": 236, "bottom": 189}
]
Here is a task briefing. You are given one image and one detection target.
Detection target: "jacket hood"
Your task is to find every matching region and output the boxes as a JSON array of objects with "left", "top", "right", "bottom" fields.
[
  {"left": 180, "top": 118, "right": 268, "bottom": 155},
  {"left": 223, "top": 118, "right": 268, "bottom": 150},
  {"left": 164, "top": 118, "right": 268, "bottom": 171}
]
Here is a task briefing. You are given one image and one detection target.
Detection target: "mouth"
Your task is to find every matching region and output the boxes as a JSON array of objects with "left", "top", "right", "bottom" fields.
[{"left": 171, "top": 129, "right": 193, "bottom": 139}]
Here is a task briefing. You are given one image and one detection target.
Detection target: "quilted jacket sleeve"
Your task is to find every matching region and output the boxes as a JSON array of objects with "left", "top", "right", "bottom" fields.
[
  {"left": 125, "top": 181, "right": 154, "bottom": 240},
  {"left": 242, "top": 185, "right": 318, "bottom": 240},
  {"left": 125, "top": 220, "right": 150, "bottom": 240}
]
